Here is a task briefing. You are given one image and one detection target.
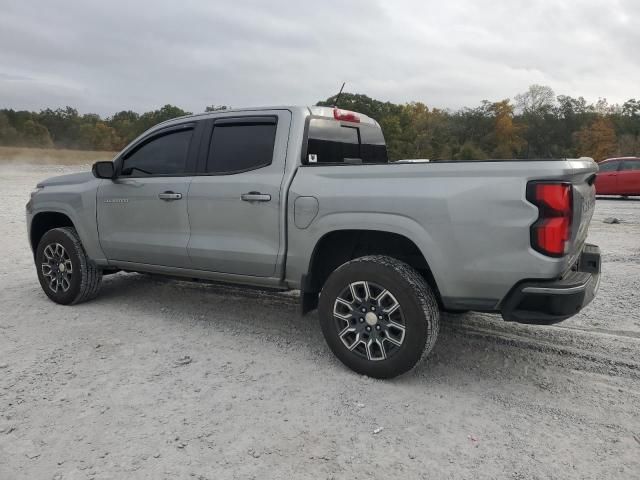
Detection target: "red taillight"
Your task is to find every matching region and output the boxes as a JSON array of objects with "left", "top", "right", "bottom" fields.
[
  {"left": 333, "top": 107, "right": 360, "bottom": 123},
  {"left": 526, "top": 182, "right": 573, "bottom": 257}
]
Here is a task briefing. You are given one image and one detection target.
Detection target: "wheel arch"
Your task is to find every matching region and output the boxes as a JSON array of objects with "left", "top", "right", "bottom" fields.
[
  {"left": 30, "top": 211, "right": 75, "bottom": 253},
  {"left": 301, "top": 229, "right": 443, "bottom": 314}
]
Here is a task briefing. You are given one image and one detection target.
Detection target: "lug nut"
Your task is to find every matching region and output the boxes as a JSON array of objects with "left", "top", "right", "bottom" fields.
[
  {"left": 378, "top": 315, "right": 383, "bottom": 320},
  {"left": 371, "top": 306, "right": 376, "bottom": 311},
  {"left": 359, "top": 318, "right": 364, "bottom": 323},
  {"left": 361, "top": 308, "right": 366, "bottom": 313},
  {"left": 366, "top": 326, "right": 371, "bottom": 332},
  {"left": 376, "top": 325, "right": 381, "bottom": 330}
]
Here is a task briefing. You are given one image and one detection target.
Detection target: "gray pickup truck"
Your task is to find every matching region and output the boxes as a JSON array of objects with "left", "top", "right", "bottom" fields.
[{"left": 26, "top": 106, "right": 601, "bottom": 378}]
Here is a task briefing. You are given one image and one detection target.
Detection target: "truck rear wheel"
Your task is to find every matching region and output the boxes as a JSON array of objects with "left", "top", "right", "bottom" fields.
[
  {"left": 318, "top": 255, "right": 439, "bottom": 379},
  {"left": 35, "top": 227, "right": 102, "bottom": 305}
]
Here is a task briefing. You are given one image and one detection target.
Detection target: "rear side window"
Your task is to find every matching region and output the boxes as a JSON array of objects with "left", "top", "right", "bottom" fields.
[
  {"left": 621, "top": 159, "right": 640, "bottom": 171},
  {"left": 307, "top": 118, "right": 388, "bottom": 164},
  {"left": 122, "top": 128, "right": 193, "bottom": 176},
  {"left": 598, "top": 161, "right": 619, "bottom": 172},
  {"left": 206, "top": 119, "right": 277, "bottom": 174}
]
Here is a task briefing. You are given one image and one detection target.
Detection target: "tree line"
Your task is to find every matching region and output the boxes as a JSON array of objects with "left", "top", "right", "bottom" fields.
[{"left": 1, "top": 85, "right": 639, "bottom": 161}]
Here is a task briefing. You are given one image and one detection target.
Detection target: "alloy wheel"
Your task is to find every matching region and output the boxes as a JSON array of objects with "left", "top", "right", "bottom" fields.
[
  {"left": 41, "top": 242, "right": 73, "bottom": 293},
  {"left": 333, "top": 281, "right": 406, "bottom": 361}
]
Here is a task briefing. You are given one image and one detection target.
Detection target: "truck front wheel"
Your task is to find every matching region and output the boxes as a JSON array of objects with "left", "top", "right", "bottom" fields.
[
  {"left": 35, "top": 227, "right": 102, "bottom": 305},
  {"left": 318, "top": 255, "right": 439, "bottom": 379}
]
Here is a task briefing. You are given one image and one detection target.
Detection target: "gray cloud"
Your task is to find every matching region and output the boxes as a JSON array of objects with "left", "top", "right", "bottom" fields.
[{"left": 1, "top": 0, "right": 638, "bottom": 115}]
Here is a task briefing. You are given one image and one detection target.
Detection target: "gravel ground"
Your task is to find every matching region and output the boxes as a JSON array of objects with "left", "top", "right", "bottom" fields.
[{"left": 1, "top": 164, "right": 639, "bottom": 480}]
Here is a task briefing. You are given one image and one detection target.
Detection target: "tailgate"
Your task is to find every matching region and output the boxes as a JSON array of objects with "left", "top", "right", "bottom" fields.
[{"left": 566, "top": 158, "right": 598, "bottom": 265}]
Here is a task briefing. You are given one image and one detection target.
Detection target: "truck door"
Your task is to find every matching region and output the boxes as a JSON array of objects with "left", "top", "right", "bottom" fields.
[
  {"left": 97, "top": 123, "right": 200, "bottom": 268},
  {"left": 187, "top": 111, "right": 291, "bottom": 277}
]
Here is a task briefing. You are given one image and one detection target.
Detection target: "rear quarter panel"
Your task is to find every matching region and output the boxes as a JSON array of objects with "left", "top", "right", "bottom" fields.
[{"left": 286, "top": 159, "right": 596, "bottom": 309}]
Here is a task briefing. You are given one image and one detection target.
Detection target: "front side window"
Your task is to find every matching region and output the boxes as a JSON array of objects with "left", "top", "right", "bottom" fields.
[
  {"left": 206, "top": 121, "right": 277, "bottom": 174},
  {"left": 598, "top": 161, "right": 619, "bottom": 172},
  {"left": 122, "top": 128, "right": 193, "bottom": 176},
  {"left": 621, "top": 159, "right": 640, "bottom": 171}
]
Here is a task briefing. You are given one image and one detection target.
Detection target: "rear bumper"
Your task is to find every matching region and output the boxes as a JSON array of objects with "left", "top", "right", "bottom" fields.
[{"left": 501, "top": 244, "right": 601, "bottom": 324}]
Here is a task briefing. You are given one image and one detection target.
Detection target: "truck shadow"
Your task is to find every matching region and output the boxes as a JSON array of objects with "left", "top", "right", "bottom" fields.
[{"left": 96, "top": 272, "right": 636, "bottom": 386}]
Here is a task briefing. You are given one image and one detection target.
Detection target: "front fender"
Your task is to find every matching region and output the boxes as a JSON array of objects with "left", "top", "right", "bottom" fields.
[{"left": 29, "top": 187, "right": 107, "bottom": 264}]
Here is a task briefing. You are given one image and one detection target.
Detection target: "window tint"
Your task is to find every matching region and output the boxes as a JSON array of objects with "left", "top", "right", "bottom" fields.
[
  {"left": 307, "top": 118, "right": 388, "bottom": 164},
  {"left": 360, "top": 123, "right": 388, "bottom": 164},
  {"left": 206, "top": 123, "right": 276, "bottom": 174},
  {"left": 308, "top": 119, "right": 359, "bottom": 163},
  {"left": 122, "top": 128, "right": 193, "bottom": 176},
  {"left": 598, "top": 161, "right": 619, "bottom": 172},
  {"left": 621, "top": 159, "right": 640, "bottom": 171}
]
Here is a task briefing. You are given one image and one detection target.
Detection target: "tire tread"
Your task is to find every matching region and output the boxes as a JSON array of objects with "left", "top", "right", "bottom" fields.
[{"left": 319, "top": 254, "right": 440, "bottom": 378}]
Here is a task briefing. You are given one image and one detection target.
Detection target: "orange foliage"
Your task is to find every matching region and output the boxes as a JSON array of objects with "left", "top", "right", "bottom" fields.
[{"left": 574, "top": 118, "right": 617, "bottom": 161}]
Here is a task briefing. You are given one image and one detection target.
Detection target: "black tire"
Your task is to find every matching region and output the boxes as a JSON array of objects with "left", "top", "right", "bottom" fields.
[
  {"left": 35, "top": 227, "right": 102, "bottom": 305},
  {"left": 318, "top": 255, "right": 439, "bottom": 379}
]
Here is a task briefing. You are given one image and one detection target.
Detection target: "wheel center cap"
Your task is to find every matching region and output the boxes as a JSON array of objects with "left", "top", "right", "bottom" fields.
[
  {"left": 59, "top": 263, "right": 65, "bottom": 272},
  {"left": 365, "top": 312, "right": 378, "bottom": 326}
]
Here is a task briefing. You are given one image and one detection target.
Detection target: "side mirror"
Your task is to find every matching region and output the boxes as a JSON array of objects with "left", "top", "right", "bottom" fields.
[{"left": 92, "top": 161, "right": 116, "bottom": 179}]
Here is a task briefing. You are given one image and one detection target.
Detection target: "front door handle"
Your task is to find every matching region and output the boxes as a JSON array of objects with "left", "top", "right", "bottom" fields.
[
  {"left": 241, "top": 191, "right": 271, "bottom": 202},
  {"left": 158, "top": 191, "right": 183, "bottom": 201}
]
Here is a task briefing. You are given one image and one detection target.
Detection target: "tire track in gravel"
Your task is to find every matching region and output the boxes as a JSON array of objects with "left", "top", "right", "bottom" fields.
[
  {"left": 135, "top": 277, "right": 640, "bottom": 380},
  {"left": 442, "top": 320, "right": 640, "bottom": 380}
]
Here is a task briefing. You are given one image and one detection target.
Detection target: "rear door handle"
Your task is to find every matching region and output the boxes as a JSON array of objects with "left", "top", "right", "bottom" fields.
[
  {"left": 241, "top": 191, "right": 271, "bottom": 202},
  {"left": 158, "top": 191, "right": 183, "bottom": 201}
]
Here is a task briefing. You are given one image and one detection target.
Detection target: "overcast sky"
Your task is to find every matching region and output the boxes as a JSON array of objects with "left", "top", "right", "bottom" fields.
[{"left": 1, "top": 0, "right": 638, "bottom": 116}]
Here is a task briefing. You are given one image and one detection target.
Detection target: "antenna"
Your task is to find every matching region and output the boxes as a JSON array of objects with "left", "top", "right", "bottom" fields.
[{"left": 333, "top": 82, "right": 346, "bottom": 108}]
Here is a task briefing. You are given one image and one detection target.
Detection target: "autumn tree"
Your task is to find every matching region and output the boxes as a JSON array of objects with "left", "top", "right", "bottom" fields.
[
  {"left": 488, "top": 100, "right": 525, "bottom": 158},
  {"left": 574, "top": 118, "right": 618, "bottom": 161},
  {"left": 78, "top": 122, "right": 121, "bottom": 150}
]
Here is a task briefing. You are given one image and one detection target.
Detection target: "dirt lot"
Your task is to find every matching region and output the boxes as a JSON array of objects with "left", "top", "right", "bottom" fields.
[
  {"left": 0, "top": 147, "right": 116, "bottom": 166},
  {"left": 1, "top": 163, "right": 639, "bottom": 480}
]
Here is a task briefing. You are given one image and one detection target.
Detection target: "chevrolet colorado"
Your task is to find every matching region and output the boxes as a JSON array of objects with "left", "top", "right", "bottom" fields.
[{"left": 26, "top": 106, "right": 601, "bottom": 378}]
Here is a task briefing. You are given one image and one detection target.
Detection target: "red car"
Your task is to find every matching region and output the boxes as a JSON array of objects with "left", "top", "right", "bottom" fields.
[{"left": 595, "top": 157, "right": 640, "bottom": 197}]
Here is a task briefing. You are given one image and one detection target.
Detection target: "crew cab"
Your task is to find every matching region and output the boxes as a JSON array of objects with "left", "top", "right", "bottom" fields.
[{"left": 26, "top": 106, "right": 601, "bottom": 378}]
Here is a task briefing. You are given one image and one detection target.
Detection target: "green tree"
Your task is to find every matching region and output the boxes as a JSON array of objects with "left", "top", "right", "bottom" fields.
[
  {"left": 108, "top": 110, "right": 141, "bottom": 148},
  {"left": 21, "top": 119, "right": 53, "bottom": 147},
  {"left": 137, "top": 104, "right": 191, "bottom": 133},
  {"left": 514, "top": 85, "right": 558, "bottom": 157},
  {"left": 454, "top": 141, "right": 487, "bottom": 160},
  {"left": 0, "top": 112, "right": 19, "bottom": 145},
  {"left": 205, "top": 105, "right": 229, "bottom": 112},
  {"left": 38, "top": 107, "right": 81, "bottom": 148}
]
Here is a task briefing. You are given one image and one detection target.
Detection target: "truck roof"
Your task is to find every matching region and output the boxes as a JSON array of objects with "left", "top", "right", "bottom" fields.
[{"left": 154, "top": 105, "right": 380, "bottom": 130}]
